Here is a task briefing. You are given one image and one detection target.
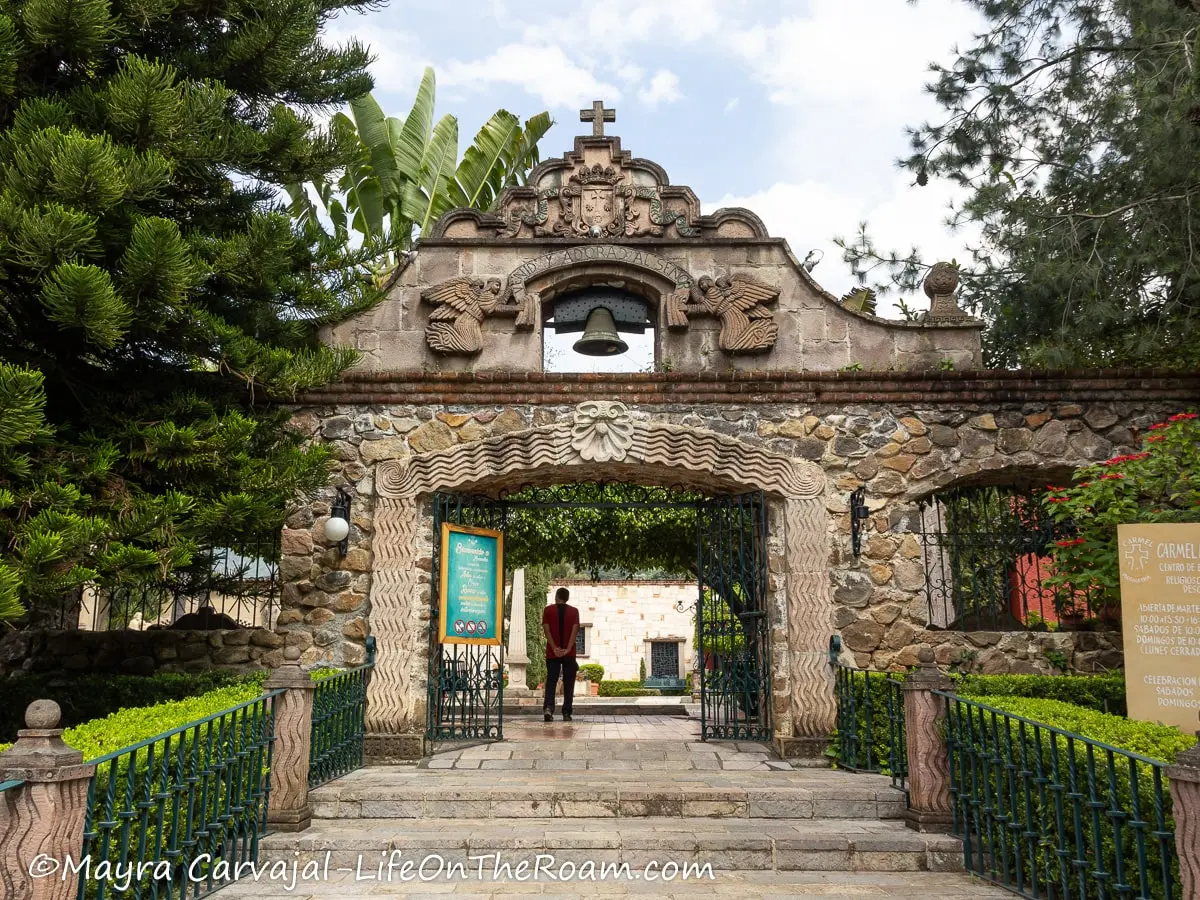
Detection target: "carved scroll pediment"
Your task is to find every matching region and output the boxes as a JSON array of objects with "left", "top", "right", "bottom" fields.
[{"left": 428, "top": 137, "right": 769, "bottom": 242}]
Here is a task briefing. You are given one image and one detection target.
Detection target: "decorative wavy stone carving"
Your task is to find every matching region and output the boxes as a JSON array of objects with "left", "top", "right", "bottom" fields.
[
  {"left": 366, "top": 498, "right": 422, "bottom": 735},
  {"left": 570, "top": 401, "right": 634, "bottom": 462},
  {"left": 785, "top": 498, "right": 837, "bottom": 737},
  {"left": 376, "top": 419, "right": 823, "bottom": 500}
]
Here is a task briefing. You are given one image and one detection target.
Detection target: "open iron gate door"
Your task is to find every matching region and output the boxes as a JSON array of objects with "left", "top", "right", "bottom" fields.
[
  {"left": 696, "top": 491, "right": 772, "bottom": 740},
  {"left": 427, "top": 493, "right": 507, "bottom": 742}
]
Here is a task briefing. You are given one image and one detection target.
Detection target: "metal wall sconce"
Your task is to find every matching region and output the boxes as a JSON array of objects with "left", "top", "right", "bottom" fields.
[
  {"left": 850, "top": 487, "right": 869, "bottom": 557},
  {"left": 324, "top": 488, "right": 352, "bottom": 557}
]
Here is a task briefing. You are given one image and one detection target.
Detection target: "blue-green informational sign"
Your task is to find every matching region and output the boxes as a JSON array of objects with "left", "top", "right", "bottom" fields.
[{"left": 438, "top": 523, "right": 504, "bottom": 646}]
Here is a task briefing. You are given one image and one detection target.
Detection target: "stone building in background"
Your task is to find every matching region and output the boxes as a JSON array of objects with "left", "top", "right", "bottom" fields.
[{"left": 275, "top": 113, "right": 1200, "bottom": 761}]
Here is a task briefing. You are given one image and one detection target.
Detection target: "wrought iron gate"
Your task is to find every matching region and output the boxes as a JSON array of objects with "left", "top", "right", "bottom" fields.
[
  {"left": 696, "top": 492, "right": 771, "bottom": 740},
  {"left": 427, "top": 493, "right": 507, "bottom": 742}
]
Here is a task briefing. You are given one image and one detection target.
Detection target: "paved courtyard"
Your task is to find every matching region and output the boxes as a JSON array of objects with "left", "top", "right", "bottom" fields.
[{"left": 502, "top": 713, "right": 701, "bottom": 743}]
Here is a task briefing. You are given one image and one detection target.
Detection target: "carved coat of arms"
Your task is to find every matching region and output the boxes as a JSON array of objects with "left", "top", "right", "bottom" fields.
[{"left": 556, "top": 164, "right": 626, "bottom": 238}]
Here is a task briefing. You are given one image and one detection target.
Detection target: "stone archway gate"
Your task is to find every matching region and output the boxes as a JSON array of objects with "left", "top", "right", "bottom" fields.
[{"left": 362, "top": 402, "right": 834, "bottom": 760}]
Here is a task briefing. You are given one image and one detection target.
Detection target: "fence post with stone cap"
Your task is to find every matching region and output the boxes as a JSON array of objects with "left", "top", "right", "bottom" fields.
[
  {"left": 0, "top": 700, "right": 97, "bottom": 900},
  {"left": 902, "top": 645, "right": 954, "bottom": 833},
  {"left": 263, "top": 647, "right": 318, "bottom": 831},
  {"left": 1166, "top": 717, "right": 1200, "bottom": 899}
]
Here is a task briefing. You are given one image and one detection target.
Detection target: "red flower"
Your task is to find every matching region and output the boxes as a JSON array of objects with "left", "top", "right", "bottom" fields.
[
  {"left": 1079, "top": 482, "right": 1091, "bottom": 488},
  {"left": 1127, "top": 453, "right": 1151, "bottom": 461},
  {"left": 1055, "top": 538, "right": 1086, "bottom": 548},
  {"left": 1047, "top": 497, "right": 1069, "bottom": 503},
  {"left": 1149, "top": 423, "right": 1170, "bottom": 431},
  {"left": 1148, "top": 435, "right": 1166, "bottom": 443},
  {"left": 1169, "top": 413, "right": 1198, "bottom": 421},
  {"left": 1100, "top": 473, "right": 1126, "bottom": 481}
]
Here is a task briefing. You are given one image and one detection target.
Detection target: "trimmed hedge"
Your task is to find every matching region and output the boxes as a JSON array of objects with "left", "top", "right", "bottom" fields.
[
  {"left": 578, "top": 663, "right": 604, "bottom": 683},
  {"left": 954, "top": 672, "right": 1127, "bottom": 715},
  {"left": 0, "top": 670, "right": 259, "bottom": 743},
  {"left": 969, "top": 694, "right": 1195, "bottom": 762},
  {"left": 598, "top": 679, "right": 660, "bottom": 697}
]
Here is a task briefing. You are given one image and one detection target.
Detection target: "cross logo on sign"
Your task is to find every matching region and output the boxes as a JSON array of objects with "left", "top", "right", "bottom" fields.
[{"left": 1124, "top": 541, "right": 1149, "bottom": 570}]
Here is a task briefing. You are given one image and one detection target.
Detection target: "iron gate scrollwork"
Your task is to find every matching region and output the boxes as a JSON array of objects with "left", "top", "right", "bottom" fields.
[
  {"left": 428, "top": 493, "right": 507, "bottom": 742},
  {"left": 696, "top": 492, "right": 771, "bottom": 740}
]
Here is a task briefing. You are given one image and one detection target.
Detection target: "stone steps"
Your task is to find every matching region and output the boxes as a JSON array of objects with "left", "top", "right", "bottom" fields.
[
  {"left": 262, "top": 816, "right": 963, "bottom": 874},
  {"left": 311, "top": 769, "right": 906, "bottom": 820}
]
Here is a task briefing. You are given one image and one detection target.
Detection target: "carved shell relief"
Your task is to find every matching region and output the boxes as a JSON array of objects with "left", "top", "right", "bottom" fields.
[{"left": 570, "top": 401, "right": 635, "bottom": 462}]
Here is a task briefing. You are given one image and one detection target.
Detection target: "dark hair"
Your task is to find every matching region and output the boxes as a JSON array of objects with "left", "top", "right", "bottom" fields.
[{"left": 555, "top": 587, "right": 570, "bottom": 602}]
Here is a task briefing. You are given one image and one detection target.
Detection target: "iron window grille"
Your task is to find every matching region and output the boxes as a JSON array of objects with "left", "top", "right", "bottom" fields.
[
  {"left": 575, "top": 626, "right": 588, "bottom": 657},
  {"left": 650, "top": 641, "right": 680, "bottom": 678},
  {"left": 917, "top": 485, "right": 1106, "bottom": 632}
]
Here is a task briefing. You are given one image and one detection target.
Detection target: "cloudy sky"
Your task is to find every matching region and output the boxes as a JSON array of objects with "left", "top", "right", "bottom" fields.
[{"left": 328, "top": 0, "right": 986, "bottom": 368}]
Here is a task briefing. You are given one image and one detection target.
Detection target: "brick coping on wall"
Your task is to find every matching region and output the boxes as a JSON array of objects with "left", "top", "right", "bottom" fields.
[{"left": 297, "top": 368, "right": 1200, "bottom": 406}]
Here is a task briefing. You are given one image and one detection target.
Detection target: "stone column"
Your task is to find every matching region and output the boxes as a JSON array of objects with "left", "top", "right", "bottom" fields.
[
  {"left": 506, "top": 568, "right": 529, "bottom": 692},
  {"left": 1166, "top": 719, "right": 1200, "bottom": 900},
  {"left": 0, "top": 700, "right": 97, "bottom": 900},
  {"left": 903, "top": 646, "right": 955, "bottom": 833},
  {"left": 263, "top": 649, "right": 317, "bottom": 832}
]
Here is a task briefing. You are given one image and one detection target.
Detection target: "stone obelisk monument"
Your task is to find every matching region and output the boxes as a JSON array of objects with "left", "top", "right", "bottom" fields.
[{"left": 506, "top": 568, "right": 530, "bottom": 692}]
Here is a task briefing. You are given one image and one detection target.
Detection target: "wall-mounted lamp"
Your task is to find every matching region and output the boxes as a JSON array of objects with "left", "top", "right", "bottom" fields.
[
  {"left": 850, "top": 487, "right": 869, "bottom": 557},
  {"left": 324, "top": 488, "right": 352, "bottom": 556}
]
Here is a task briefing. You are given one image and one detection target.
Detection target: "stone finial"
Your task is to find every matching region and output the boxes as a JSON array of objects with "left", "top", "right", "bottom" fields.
[
  {"left": 25, "top": 699, "right": 61, "bottom": 730},
  {"left": 922, "top": 262, "right": 970, "bottom": 324},
  {"left": 917, "top": 646, "right": 936, "bottom": 667},
  {"left": 284, "top": 645, "right": 301, "bottom": 662}
]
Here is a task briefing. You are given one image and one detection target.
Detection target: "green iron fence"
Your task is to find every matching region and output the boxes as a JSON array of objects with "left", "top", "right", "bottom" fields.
[
  {"left": 936, "top": 691, "right": 1180, "bottom": 900},
  {"left": 78, "top": 690, "right": 284, "bottom": 900},
  {"left": 309, "top": 638, "right": 375, "bottom": 789},
  {"left": 830, "top": 636, "right": 907, "bottom": 795}
]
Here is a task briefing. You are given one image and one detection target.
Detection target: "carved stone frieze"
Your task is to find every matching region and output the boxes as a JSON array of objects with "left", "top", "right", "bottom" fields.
[
  {"left": 666, "top": 274, "right": 781, "bottom": 353},
  {"left": 569, "top": 400, "right": 634, "bottom": 462}
]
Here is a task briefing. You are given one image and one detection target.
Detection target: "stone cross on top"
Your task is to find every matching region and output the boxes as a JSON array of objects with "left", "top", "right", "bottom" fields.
[{"left": 580, "top": 100, "right": 615, "bottom": 136}]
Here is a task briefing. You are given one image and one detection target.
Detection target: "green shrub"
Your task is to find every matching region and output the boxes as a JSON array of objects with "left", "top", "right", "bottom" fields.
[
  {"left": 610, "top": 687, "right": 659, "bottom": 697},
  {"left": 598, "top": 679, "right": 655, "bottom": 697},
  {"left": 0, "top": 670, "right": 261, "bottom": 743},
  {"left": 968, "top": 695, "right": 1194, "bottom": 761},
  {"left": 578, "top": 663, "right": 604, "bottom": 683},
  {"left": 827, "top": 669, "right": 905, "bottom": 774},
  {"left": 954, "top": 672, "right": 1127, "bottom": 715}
]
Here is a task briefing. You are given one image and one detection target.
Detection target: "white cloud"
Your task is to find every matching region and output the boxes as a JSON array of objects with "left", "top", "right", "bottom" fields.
[
  {"left": 523, "top": 0, "right": 729, "bottom": 48},
  {"left": 727, "top": 0, "right": 980, "bottom": 112},
  {"left": 638, "top": 70, "right": 682, "bottom": 107},
  {"left": 439, "top": 44, "right": 621, "bottom": 109},
  {"left": 705, "top": 174, "right": 978, "bottom": 316},
  {"left": 327, "top": 18, "right": 429, "bottom": 97},
  {"left": 723, "top": 97, "right": 739, "bottom": 113}
]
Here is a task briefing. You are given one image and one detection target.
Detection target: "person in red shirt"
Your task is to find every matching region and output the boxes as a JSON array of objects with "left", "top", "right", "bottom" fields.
[{"left": 541, "top": 587, "right": 580, "bottom": 722}]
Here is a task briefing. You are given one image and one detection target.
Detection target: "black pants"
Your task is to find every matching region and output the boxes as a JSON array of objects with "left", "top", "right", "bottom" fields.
[{"left": 543, "top": 657, "right": 579, "bottom": 715}]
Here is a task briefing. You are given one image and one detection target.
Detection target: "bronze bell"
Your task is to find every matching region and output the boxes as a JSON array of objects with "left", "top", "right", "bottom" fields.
[{"left": 572, "top": 307, "right": 628, "bottom": 356}]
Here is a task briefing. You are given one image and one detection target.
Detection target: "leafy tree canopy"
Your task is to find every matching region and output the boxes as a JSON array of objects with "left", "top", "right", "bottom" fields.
[
  {"left": 288, "top": 68, "right": 552, "bottom": 276},
  {"left": 841, "top": 0, "right": 1200, "bottom": 369},
  {"left": 0, "top": 0, "right": 379, "bottom": 621}
]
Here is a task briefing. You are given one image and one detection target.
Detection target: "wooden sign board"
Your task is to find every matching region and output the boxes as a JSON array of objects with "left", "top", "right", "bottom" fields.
[
  {"left": 1118, "top": 523, "right": 1200, "bottom": 733},
  {"left": 438, "top": 523, "right": 504, "bottom": 646}
]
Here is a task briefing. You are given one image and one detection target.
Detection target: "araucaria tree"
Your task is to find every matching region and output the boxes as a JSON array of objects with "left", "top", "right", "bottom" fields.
[
  {"left": 841, "top": 0, "right": 1200, "bottom": 369},
  {"left": 0, "top": 0, "right": 379, "bottom": 622}
]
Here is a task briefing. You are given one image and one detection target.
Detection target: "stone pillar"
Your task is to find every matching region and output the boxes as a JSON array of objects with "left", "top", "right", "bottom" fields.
[
  {"left": 0, "top": 700, "right": 97, "bottom": 900},
  {"left": 903, "top": 646, "right": 954, "bottom": 833},
  {"left": 1166, "top": 718, "right": 1200, "bottom": 900},
  {"left": 263, "top": 649, "right": 317, "bottom": 832},
  {"left": 506, "top": 567, "right": 529, "bottom": 692}
]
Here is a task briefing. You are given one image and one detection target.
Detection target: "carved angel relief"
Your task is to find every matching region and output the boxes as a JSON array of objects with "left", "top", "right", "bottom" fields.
[
  {"left": 665, "top": 274, "right": 780, "bottom": 353},
  {"left": 420, "top": 276, "right": 535, "bottom": 355}
]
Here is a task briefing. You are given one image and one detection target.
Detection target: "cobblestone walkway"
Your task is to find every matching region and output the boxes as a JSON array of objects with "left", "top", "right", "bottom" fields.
[{"left": 503, "top": 714, "right": 701, "bottom": 742}]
